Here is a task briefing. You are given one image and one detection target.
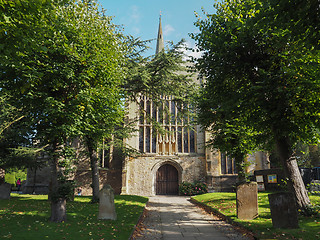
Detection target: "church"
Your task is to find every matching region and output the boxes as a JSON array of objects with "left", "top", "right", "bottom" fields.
[
  {"left": 24, "top": 16, "right": 269, "bottom": 196},
  {"left": 120, "top": 16, "right": 269, "bottom": 196}
]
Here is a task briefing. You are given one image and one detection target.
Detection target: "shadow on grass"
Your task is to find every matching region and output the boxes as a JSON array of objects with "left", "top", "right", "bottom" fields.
[{"left": 0, "top": 194, "right": 148, "bottom": 240}]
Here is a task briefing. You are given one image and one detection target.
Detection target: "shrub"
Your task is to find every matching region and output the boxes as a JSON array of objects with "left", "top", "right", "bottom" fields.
[
  {"left": 179, "top": 181, "right": 208, "bottom": 196},
  {"left": 307, "top": 182, "right": 320, "bottom": 196},
  {"left": 299, "top": 204, "right": 320, "bottom": 217}
]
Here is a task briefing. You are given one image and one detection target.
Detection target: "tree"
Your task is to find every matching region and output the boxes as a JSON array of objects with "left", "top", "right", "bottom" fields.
[
  {"left": 196, "top": 68, "right": 265, "bottom": 182},
  {"left": 192, "top": 0, "right": 320, "bottom": 210},
  {"left": 0, "top": 66, "right": 43, "bottom": 175},
  {"left": 80, "top": 87, "right": 124, "bottom": 203},
  {"left": 123, "top": 37, "right": 198, "bottom": 134},
  {"left": 1, "top": 0, "right": 125, "bottom": 222}
]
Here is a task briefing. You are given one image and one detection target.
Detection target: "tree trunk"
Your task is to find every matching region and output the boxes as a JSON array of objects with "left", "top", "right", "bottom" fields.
[
  {"left": 86, "top": 137, "right": 100, "bottom": 203},
  {"left": 49, "top": 141, "right": 67, "bottom": 222},
  {"left": 32, "top": 168, "right": 37, "bottom": 194},
  {"left": 275, "top": 137, "right": 310, "bottom": 209},
  {"left": 234, "top": 151, "right": 247, "bottom": 183},
  {"left": 108, "top": 134, "right": 114, "bottom": 169},
  {"left": 50, "top": 198, "right": 67, "bottom": 222}
]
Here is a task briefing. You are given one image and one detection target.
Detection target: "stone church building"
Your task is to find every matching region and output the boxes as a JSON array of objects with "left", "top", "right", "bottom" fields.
[
  {"left": 24, "top": 17, "right": 269, "bottom": 196},
  {"left": 120, "top": 16, "right": 269, "bottom": 196}
]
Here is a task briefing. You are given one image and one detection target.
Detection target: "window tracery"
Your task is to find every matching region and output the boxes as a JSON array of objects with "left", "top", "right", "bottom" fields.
[
  {"left": 220, "top": 153, "right": 237, "bottom": 174},
  {"left": 138, "top": 96, "right": 196, "bottom": 155}
]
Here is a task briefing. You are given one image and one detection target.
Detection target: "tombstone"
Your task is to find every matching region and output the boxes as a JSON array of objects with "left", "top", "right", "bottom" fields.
[
  {"left": 236, "top": 182, "right": 258, "bottom": 220},
  {"left": 268, "top": 192, "right": 299, "bottom": 229},
  {"left": 0, "top": 183, "right": 11, "bottom": 200},
  {"left": 98, "top": 184, "right": 117, "bottom": 220}
]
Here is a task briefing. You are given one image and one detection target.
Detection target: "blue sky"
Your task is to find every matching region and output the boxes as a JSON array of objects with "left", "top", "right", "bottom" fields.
[{"left": 99, "top": 0, "right": 216, "bottom": 56}]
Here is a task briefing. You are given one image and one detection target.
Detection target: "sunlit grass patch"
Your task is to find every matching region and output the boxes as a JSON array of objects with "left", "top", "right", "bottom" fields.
[
  {"left": 0, "top": 193, "right": 148, "bottom": 240},
  {"left": 192, "top": 192, "right": 320, "bottom": 240}
]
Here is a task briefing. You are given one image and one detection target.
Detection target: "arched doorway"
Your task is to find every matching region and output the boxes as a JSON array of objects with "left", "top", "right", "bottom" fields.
[{"left": 156, "top": 164, "right": 179, "bottom": 195}]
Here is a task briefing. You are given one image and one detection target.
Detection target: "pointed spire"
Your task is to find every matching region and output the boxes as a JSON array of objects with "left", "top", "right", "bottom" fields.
[{"left": 155, "top": 13, "right": 164, "bottom": 54}]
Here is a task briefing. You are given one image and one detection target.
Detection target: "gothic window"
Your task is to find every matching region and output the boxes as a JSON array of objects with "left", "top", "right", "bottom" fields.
[
  {"left": 220, "top": 153, "right": 237, "bottom": 174},
  {"left": 138, "top": 96, "right": 196, "bottom": 155}
]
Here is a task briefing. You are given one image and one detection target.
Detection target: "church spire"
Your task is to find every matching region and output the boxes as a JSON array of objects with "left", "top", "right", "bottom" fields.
[{"left": 155, "top": 13, "right": 164, "bottom": 54}]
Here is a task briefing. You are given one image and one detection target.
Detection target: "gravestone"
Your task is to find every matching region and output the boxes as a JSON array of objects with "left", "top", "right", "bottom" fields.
[
  {"left": 0, "top": 183, "right": 11, "bottom": 200},
  {"left": 268, "top": 192, "right": 299, "bottom": 229},
  {"left": 236, "top": 182, "right": 258, "bottom": 219},
  {"left": 98, "top": 184, "right": 117, "bottom": 220}
]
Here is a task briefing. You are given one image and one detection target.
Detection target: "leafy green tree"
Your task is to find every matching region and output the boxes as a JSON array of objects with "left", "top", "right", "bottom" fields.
[
  {"left": 123, "top": 37, "right": 198, "bottom": 134},
  {"left": 1, "top": 0, "right": 125, "bottom": 222},
  {"left": 0, "top": 93, "right": 24, "bottom": 138},
  {"left": 80, "top": 87, "right": 124, "bottom": 203},
  {"left": 0, "top": 73, "right": 43, "bottom": 176},
  {"left": 197, "top": 71, "right": 266, "bottom": 182},
  {"left": 192, "top": 0, "right": 320, "bottom": 210}
]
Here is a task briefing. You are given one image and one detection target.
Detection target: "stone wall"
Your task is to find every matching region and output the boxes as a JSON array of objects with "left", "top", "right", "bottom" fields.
[
  {"left": 121, "top": 154, "right": 206, "bottom": 196},
  {"left": 25, "top": 167, "right": 122, "bottom": 196},
  {"left": 211, "top": 175, "right": 238, "bottom": 192},
  {"left": 24, "top": 166, "right": 51, "bottom": 194},
  {"left": 74, "top": 169, "right": 122, "bottom": 196}
]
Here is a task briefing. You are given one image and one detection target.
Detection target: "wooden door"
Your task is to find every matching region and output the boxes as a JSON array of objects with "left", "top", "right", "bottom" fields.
[{"left": 156, "top": 164, "right": 178, "bottom": 195}]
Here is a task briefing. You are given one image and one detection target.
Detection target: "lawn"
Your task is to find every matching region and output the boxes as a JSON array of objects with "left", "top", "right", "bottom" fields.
[
  {"left": 0, "top": 193, "right": 148, "bottom": 240},
  {"left": 192, "top": 192, "right": 320, "bottom": 240}
]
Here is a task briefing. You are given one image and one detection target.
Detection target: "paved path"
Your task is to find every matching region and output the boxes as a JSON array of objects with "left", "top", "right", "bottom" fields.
[{"left": 131, "top": 196, "right": 252, "bottom": 240}]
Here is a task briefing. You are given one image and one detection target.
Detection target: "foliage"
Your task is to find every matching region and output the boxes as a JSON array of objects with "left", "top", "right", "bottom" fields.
[
  {"left": 0, "top": 93, "right": 24, "bottom": 138},
  {"left": 4, "top": 170, "right": 27, "bottom": 186},
  {"left": 295, "top": 143, "right": 320, "bottom": 168},
  {"left": 51, "top": 179, "right": 76, "bottom": 202},
  {"left": 123, "top": 38, "right": 196, "bottom": 105},
  {"left": 192, "top": 0, "right": 320, "bottom": 209},
  {"left": 0, "top": 0, "right": 126, "bottom": 221},
  {"left": 179, "top": 181, "right": 208, "bottom": 196},
  {"left": 299, "top": 204, "right": 320, "bottom": 218},
  {"left": 307, "top": 182, "right": 320, "bottom": 196},
  {"left": 192, "top": 0, "right": 320, "bottom": 153},
  {"left": 192, "top": 192, "right": 320, "bottom": 240},
  {"left": 0, "top": 194, "right": 148, "bottom": 239},
  {"left": 122, "top": 37, "right": 198, "bottom": 137},
  {"left": 1, "top": 0, "right": 125, "bottom": 148},
  {"left": 0, "top": 93, "right": 42, "bottom": 170}
]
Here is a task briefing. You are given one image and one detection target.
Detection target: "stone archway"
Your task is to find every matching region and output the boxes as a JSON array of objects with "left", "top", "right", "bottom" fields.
[{"left": 156, "top": 164, "right": 179, "bottom": 195}]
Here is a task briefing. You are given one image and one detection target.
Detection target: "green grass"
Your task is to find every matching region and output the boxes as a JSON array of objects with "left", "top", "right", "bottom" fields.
[
  {"left": 0, "top": 193, "right": 148, "bottom": 240},
  {"left": 192, "top": 192, "right": 320, "bottom": 240}
]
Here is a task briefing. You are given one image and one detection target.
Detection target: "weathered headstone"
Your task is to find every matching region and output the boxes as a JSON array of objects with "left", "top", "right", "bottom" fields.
[
  {"left": 268, "top": 192, "right": 299, "bottom": 229},
  {"left": 236, "top": 182, "right": 258, "bottom": 219},
  {"left": 0, "top": 183, "right": 11, "bottom": 200},
  {"left": 98, "top": 184, "right": 117, "bottom": 220}
]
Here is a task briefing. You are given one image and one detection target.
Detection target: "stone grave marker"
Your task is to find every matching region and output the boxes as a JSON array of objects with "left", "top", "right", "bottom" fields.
[
  {"left": 98, "top": 184, "right": 117, "bottom": 220},
  {"left": 268, "top": 192, "right": 299, "bottom": 229},
  {"left": 0, "top": 183, "right": 11, "bottom": 200},
  {"left": 236, "top": 182, "right": 258, "bottom": 219}
]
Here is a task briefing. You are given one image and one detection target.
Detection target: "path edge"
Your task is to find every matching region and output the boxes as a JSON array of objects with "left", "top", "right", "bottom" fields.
[
  {"left": 129, "top": 199, "right": 150, "bottom": 240},
  {"left": 189, "top": 197, "right": 257, "bottom": 240}
]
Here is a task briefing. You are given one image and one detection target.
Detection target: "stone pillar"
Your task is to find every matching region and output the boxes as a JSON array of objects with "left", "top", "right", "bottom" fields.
[
  {"left": 268, "top": 192, "right": 299, "bottom": 229},
  {"left": 98, "top": 184, "right": 117, "bottom": 220},
  {"left": 236, "top": 182, "right": 258, "bottom": 220}
]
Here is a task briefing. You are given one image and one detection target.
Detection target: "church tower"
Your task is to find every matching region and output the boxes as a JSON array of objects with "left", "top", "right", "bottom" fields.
[
  {"left": 121, "top": 16, "right": 207, "bottom": 196},
  {"left": 155, "top": 14, "right": 164, "bottom": 54}
]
